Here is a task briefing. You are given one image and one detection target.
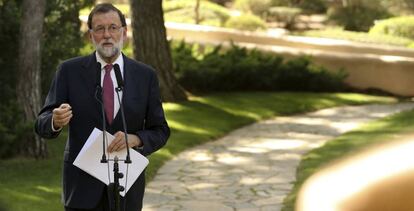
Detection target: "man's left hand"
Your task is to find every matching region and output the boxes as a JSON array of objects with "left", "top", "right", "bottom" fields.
[{"left": 107, "top": 131, "right": 142, "bottom": 153}]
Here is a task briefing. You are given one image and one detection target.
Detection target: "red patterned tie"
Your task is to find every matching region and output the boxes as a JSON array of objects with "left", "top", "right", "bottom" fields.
[{"left": 103, "top": 64, "right": 114, "bottom": 124}]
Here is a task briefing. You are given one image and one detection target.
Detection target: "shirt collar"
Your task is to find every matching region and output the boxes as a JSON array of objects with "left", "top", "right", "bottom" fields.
[{"left": 95, "top": 51, "right": 124, "bottom": 73}]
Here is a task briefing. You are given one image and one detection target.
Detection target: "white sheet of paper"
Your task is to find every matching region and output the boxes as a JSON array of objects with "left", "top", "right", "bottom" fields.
[{"left": 73, "top": 128, "right": 149, "bottom": 196}]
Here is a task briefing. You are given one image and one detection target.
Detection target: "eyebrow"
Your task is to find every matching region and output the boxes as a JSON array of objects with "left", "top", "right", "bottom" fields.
[{"left": 93, "top": 22, "right": 122, "bottom": 27}]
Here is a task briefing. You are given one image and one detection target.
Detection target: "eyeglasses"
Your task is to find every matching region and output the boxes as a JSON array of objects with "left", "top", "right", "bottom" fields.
[{"left": 90, "top": 24, "right": 123, "bottom": 35}]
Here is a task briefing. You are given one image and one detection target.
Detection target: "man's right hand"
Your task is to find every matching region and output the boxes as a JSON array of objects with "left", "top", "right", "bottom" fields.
[{"left": 52, "top": 103, "right": 72, "bottom": 129}]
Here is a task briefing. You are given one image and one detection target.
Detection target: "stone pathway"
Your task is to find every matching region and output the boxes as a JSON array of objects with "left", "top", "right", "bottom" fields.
[{"left": 143, "top": 103, "right": 414, "bottom": 211}]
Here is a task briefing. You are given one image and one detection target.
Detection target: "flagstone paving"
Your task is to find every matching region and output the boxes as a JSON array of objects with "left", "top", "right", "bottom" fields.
[{"left": 143, "top": 103, "right": 414, "bottom": 211}]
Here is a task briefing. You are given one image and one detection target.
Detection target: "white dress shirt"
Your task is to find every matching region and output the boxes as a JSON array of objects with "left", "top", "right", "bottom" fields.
[{"left": 96, "top": 52, "right": 124, "bottom": 120}]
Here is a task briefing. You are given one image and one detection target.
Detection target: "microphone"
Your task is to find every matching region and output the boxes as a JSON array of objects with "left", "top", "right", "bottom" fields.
[
  {"left": 94, "top": 62, "right": 108, "bottom": 163},
  {"left": 113, "top": 64, "right": 124, "bottom": 90},
  {"left": 113, "top": 64, "right": 131, "bottom": 164},
  {"left": 95, "top": 62, "right": 102, "bottom": 89}
]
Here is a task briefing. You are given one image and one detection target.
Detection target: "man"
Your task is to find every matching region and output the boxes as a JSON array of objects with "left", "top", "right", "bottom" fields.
[{"left": 35, "top": 3, "right": 170, "bottom": 211}]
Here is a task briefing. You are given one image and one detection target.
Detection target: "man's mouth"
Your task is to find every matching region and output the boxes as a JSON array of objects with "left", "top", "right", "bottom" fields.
[{"left": 102, "top": 42, "right": 113, "bottom": 47}]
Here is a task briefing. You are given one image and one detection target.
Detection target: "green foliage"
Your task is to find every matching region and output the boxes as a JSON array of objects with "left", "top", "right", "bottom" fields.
[
  {"left": 0, "top": 0, "right": 19, "bottom": 101},
  {"left": 380, "top": 0, "right": 414, "bottom": 15},
  {"left": 172, "top": 41, "right": 347, "bottom": 93},
  {"left": 271, "top": 0, "right": 327, "bottom": 14},
  {"left": 369, "top": 16, "right": 414, "bottom": 40},
  {"left": 296, "top": 0, "right": 327, "bottom": 14},
  {"left": 301, "top": 27, "right": 414, "bottom": 47},
  {"left": 328, "top": 4, "right": 391, "bottom": 32},
  {"left": 282, "top": 106, "right": 414, "bottom": 211},
  {"left": 0, "top": 92, "right": 396, "bottom": 210},
  {"left": 0, "top": 0, "right": 24, "bottom": 159},
  {"left": 0, "top": 101, "right": 28, "bottom": 158},
  {"left": 224, "top": 13, "right": 267, "bottom": 31},
  {"left": 277, "top": 57, "right": 347, "bottom": 92},
  {"left": 233, "top": 0, "right": 271, "bottom": 17},
  {"left": 42, "top": 0, "right": 95, "bottom": 98},
  {"left": 164, "top": 0, "right": 231, "bottom": 27},
  {"left": 267, "top": 6, "right": 302, "bottom": 29}
]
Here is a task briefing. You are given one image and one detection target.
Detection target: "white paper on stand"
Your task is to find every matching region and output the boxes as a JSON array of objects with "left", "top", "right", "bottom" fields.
[{"left": 73, "top": 128, "right": 149, "bottom": 196}]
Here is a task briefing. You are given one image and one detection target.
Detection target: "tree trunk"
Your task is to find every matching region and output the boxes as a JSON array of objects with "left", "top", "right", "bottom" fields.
[
  {"left": 130, "top": 0, "right": 187, "bottom": 102},
  {"left": 17, "top": 0, "right": 47, "bottom": 158},
  {"left": 195, "top": 0, "right": 201, "bottom": 24}
]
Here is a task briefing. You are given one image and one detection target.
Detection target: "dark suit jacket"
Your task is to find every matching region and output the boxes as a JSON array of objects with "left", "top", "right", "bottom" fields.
[{"left": 35, "top": 53, "right": 170, "bottom": 210}]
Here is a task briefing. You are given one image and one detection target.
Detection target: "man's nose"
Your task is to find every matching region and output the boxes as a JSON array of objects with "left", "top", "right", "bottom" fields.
[{"left": 103, "top": 28, "right": 111, "bottom": 38}]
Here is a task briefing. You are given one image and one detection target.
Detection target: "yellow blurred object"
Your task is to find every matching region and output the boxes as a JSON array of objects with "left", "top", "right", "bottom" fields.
[{"left": 297, "top": 134, "right": 414, "bottom": 211}]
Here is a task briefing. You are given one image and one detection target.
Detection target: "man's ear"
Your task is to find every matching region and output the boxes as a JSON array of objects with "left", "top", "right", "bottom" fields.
[
  {"left": 123, "top": 27, "right": 128, "bottom": 42},
  {"left": 88, "top": 31, "right": 93, "bottom": 42}
]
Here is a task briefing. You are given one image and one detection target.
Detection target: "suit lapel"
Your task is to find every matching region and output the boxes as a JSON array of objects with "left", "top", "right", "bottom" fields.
[{"left": 80, "top": 52, "right": 104, "bottom": 126}]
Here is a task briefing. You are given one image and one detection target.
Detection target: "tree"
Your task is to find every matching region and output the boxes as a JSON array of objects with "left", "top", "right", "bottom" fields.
[
  {"left": 195, "top": 0, "right": 201, "bottom": 24},
  {"left": 17, "top": 0, "right": 47, "bottom": 158},
  {"left": 0, "top": 0, "right": 94, "bottom": 158},
  {"left": 129, "top": 0, "right": 187, "bottom": 102}
]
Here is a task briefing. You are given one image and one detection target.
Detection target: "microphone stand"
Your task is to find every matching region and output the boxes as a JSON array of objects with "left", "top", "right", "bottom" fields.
[
  {"left": 99, "top": 97, "right": 108, "bottom": 164},
  {"left": 95, "top": 63, "right": 114, "bottom": 210},
  {"left": 97, "top": 63, "right": 132, "bottom": 211},
  {"left": 115, "top": 87, "right": 131, "bottom": 163},
  {"left": 108, "top": 64, "right": 132, "bottom": 211},
  {"left": 112, "top": 156, "right": 124, "bottom": 211},
  {"left": 113, "top": 64, "right": 132, "bottom": 164},
  {"left": 94, "top": 63, "right": 108, "bottom": 164}
]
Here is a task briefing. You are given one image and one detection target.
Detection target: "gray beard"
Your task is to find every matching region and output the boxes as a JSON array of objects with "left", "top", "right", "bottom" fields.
[{"left": 92, "top": 34, "right": 123, "bottom": 60}]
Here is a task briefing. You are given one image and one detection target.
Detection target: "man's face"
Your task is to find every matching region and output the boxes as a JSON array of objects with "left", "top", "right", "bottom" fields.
[{"left": 89, "top": 11, "right": 127, "bottom": 61}]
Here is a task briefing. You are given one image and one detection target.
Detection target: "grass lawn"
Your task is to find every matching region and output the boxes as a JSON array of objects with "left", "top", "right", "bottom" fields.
[
  {"left": 0, "top": 92, "right": 397, "bottom": 211},
  {"left": 298, "top": 28, "right": 414, "bottom": 48},
  {"left": 281, "top": 101, "right": 414, "bottom": 211}
]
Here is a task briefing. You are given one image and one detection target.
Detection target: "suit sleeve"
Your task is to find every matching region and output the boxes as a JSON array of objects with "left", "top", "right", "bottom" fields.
[
  {"left": 35, "top": 64, "right": 68, "bottom": 139},
  {"left": 136, "top": 71, "right": 170, "bottom": 156}
]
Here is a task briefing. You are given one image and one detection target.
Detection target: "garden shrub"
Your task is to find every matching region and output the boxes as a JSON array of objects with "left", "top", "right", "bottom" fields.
[
  {"left": 276, "top": 57, "right": 347, "bottom": 92},
  {"left": 267, "top": 7, "right": 302, "bottom": 29},
  {"left": 369, "top": 16, "right": 414, "bottom": 40},
  {"left": 0, "top": 102, "right": 32, "bottom": 158},
  {"left": 297, "top": 0, "right": 327, "bottom": 14},
  {"left": 233, "top": 0, "right": 272, "bottom": 17},
  {"left": 172, "top": 41, "right": 347, "bottom": 93},
  {"left": 328, "top": 4, "right": 391, "bottom": 32},
  {"left": 302, "top": 27, "right": 414, "bottom": 47},
  {"left": 225, "top": 14, "right": 267, "bottom": 31},
  {"left": 271, "top": 0, "right": 326, "bottom": 14},
  {"left": 164, "top": 0, "right": 231, "bottom": 27}
]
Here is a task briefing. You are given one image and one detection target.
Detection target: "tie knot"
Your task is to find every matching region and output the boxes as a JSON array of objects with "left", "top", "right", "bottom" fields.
[{"left": 104, "top": 64, "right": 113, "bottom": 73}]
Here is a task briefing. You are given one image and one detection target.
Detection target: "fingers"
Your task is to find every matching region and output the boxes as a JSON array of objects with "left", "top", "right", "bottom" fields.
[
  {"left": 53, "top": 103, "right": 73, "bottom": 129},
  {"left": 107, "top": 132, "right": 140, "bottom": 153},
  {"left": 107, "top": 131, "right": 126, "bottom": 153}
]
